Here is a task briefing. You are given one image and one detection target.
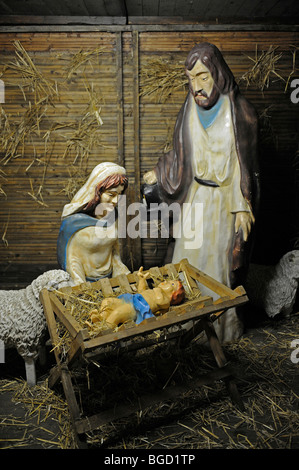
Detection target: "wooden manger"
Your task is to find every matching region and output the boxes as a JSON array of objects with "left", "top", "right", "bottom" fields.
[{"left": 40, "top": 258, "right": 248, "bottom": 447}]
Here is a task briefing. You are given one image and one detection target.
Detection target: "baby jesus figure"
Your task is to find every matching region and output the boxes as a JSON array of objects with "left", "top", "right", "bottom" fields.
[{"left": 90, "top": 267, "right": 185, "bottom": 329}]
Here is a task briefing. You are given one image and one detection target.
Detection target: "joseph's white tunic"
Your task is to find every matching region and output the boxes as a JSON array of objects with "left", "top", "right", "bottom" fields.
[{"left": 172, "top": 94, "right": 250, "bottom": 342}]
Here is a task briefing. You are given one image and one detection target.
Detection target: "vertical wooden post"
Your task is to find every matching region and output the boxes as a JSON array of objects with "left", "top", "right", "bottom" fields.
[
  {"left": 131, "top": 29, "right": 142, "bottom": 269},
  {"left": 132, "top": 30, "right": 140, "bottom": 200},
  {"left": 116, "top": 31, "right": 127, "bottom": 265},
  {"left": 116, "top": 31, "right": 124, "bottom": 168}
]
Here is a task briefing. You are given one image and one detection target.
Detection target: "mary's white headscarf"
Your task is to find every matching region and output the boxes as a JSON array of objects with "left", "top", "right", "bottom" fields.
[{"left": 62, "top": 162, "right": 126, "bottom": 218}]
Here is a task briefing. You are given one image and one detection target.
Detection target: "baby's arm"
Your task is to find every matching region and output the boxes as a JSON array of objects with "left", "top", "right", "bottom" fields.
[{"left": 137, "top": 267, "right": 150, "bottom": 293}]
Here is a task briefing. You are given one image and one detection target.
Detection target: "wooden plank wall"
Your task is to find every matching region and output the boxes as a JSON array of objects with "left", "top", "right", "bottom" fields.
[{"left": 0, "top": 29, "right": 298, "bottom": 286}]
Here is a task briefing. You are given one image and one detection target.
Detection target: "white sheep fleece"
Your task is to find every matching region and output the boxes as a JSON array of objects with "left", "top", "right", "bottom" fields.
[
  {"left": 246, "top": 250, "right": 299, "bottom": 317},
  {"left": 0, "top": 269, "right": 72, "bottom": 362}
]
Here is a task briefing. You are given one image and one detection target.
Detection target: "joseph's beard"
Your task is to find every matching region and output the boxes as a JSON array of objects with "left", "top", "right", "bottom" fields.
[
  {"left": 191, "top": 87, "right": 220, "bottom": 109},
  {"left": 194, "top": 91, "right": 209, "bottom": 106}
]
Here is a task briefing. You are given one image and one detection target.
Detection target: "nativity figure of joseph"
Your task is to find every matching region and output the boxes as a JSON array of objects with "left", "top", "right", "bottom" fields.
[{"left": 142, "top": 43, "right": 260, "bottom": 343}]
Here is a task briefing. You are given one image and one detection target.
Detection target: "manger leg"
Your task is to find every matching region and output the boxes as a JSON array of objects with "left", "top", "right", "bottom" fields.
[
  {"left": 202, "top": 319, "right": 244, "bottom": 410},
  {"left": 60, "top": 364, "right": 88, "bottom": 448},
  {"left": 202, "top": 319, "right": 227, "bottom": 368},
  {"left": 178, "top": 319, "right": 205, "bottom": 349},
  {"left": 60, "top": 364, "right": 81, "bottom": 421}
]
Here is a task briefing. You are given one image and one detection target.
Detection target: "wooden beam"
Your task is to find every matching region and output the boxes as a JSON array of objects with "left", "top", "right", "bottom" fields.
[
  {"left": 0, "top": 15, "right": 127, "bottom": 25},
  {"left": 132, "top": 29, "right": 140, "bottom": 201},
  {"left": 49, "top": 292, "right": 89, "bottom": 342},
  {"left": 39, "top": 288, "right": 62, "bottom": 363},
  {"left": 0, "top": 15, "right": 298, "bottom": 28},
  {"left": 0, "top": 23, "right": 298, "bottom": 33},
  {"left": 180, "top": 259, "right": 239, "bottom": 298}
]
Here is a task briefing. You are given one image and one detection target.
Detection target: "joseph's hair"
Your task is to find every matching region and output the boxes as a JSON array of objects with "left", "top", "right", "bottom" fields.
[{"left": 185, "top": 42, "right": 236, "bottom": 94}]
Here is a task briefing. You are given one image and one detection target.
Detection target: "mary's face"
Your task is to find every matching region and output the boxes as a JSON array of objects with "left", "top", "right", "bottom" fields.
[{"left": 94, "top": 184, "right": 124, "bottom": 219}]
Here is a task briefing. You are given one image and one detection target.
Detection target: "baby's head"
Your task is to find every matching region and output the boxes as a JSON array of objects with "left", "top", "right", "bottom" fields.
[{"left": 158, "top": 279, "right": 185, "bottom": 305}]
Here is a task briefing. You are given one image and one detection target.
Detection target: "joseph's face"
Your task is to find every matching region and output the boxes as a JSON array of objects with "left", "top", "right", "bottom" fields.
[{"left": 186, "top": 60, "right": 217, "bottom": 107}]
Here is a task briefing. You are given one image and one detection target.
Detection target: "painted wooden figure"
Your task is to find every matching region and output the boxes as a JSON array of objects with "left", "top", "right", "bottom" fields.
[
  {"left": 142, "top": 43, "right": 260, "bottom": 342},
  {"left": 57, "top": 162, "right": 130, "bottom": 285}
]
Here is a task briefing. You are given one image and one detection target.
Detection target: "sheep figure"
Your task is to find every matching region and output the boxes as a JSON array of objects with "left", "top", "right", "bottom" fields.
[
  {"left": 245, "top": 250, "right": 299, "bottom": 318},
  {"left": 0, "top": 269, "right": 72, "bottom": 386}
]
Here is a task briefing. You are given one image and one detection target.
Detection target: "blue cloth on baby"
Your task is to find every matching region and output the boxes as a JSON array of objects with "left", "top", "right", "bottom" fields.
[{"left": 118, "top": 293, "right": 155, "bottom": 324}]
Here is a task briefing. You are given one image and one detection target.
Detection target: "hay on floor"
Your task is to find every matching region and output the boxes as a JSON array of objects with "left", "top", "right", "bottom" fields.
[
  {"left": 0, "top": 378, "right": 76, "bottom": 449},
  {"left": 0, "top": 314, "right": 298, "bottom": 449}
]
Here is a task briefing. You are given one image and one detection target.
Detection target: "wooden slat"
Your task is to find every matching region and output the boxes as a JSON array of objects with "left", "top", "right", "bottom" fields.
[
  {"left": 181, "top": 266, "right": 201, "bottom": 297},
  {"left": 97, "top": 277, "right": 114, "bottom": 297},
  {"left": 164, "top": 262, "right": 178, "bottom": 279},
  {"left": 39, "top": 288, "right": 62, "bottom": 360},
  {"left": 179, "top": 259, "right": 239, "bottom": 299},
  {"left": 116, "top": 31, "right": 124, "bottom": 167},
  {"left": 0, "top": 16, "right": 127, "bottom": 25},
  {"left": 116, "top": 273, "right": 134, "bottom": 293},
  {"left": 131, "top": 30, "right": 142, "bottom": 269},
  {"left": 49, "top": 292, "right": 89, "bottom": 340},
  {"left": 149, "top": 266, "right": 164, "bottom": 281}
]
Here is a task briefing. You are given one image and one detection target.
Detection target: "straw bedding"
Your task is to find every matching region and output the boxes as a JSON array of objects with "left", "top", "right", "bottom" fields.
[{"left": 0, "top": 378, "right": 75, "bottom": 449}]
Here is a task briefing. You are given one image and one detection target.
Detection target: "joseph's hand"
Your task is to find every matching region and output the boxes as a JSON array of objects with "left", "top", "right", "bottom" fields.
[
  {"left": 143, "top": 170, "right": 157, "bottom": 185},
  {"left": 235, "top": 211, "right": 255, "bottom": 242}
]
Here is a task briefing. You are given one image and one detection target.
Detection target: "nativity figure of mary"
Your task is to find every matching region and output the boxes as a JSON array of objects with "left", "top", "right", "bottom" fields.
[{"left": 57, "top": 162, "right": 130, "bottom": 285}]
